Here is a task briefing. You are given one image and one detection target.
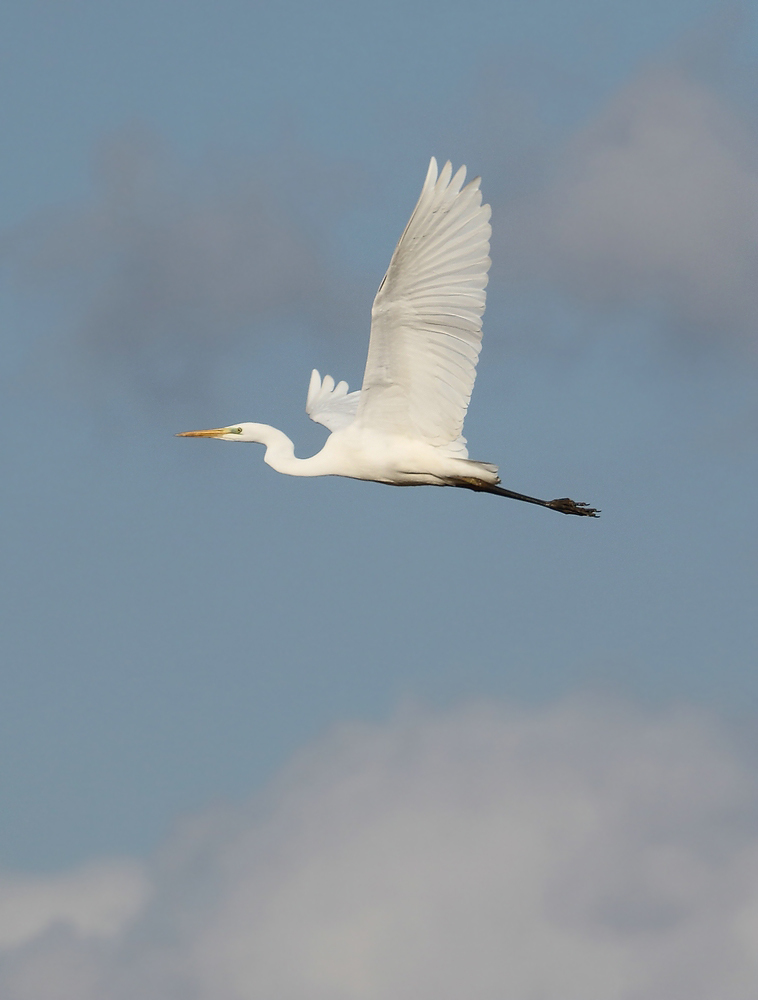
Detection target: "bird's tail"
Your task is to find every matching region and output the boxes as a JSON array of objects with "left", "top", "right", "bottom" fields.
[{"left": 451, "top": 458, "right": 500, "bottom": 484}]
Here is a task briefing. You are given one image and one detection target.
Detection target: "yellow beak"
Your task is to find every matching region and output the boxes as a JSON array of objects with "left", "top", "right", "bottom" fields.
[{"left": 176, "top": 427, "right": 230, "bottom": 438}]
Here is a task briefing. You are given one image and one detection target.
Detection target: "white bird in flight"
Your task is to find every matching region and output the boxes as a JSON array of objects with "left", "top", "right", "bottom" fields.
[{"left": 179, "top": 159, "right": 598, "bottom": 516}]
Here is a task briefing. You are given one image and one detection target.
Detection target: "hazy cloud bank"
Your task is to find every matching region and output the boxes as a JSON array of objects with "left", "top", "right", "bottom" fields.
[
  {"left": 504, "top": 65, "right": 758, "bottom": 351},
  {"left": 2, "top": 698, "right": 758, "bottom": 999},
  {"left": 6, "top": 62, "right": 758, "bottom": 415}
]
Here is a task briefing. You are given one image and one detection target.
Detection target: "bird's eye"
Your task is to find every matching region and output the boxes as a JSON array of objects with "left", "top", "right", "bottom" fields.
[{"left": 232, "top": 427, "right": 243, "bottom": 434}]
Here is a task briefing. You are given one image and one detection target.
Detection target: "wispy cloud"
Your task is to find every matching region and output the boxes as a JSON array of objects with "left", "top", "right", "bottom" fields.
[
  {"left": 5, "top": 130, "right": 361, "bottom": 403},
  {"left": 2, "top": 698, "right": 758, "bottom": 999},
  {"left": 504, "top": 65, "right": 758, "bottom": 352}
]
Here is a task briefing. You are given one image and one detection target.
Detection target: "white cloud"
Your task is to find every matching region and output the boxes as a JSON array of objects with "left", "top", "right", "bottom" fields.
[
  {"left": 0, "top": 860, "right": 149, "bottom": 951},
  {"left": 2, "top": 697, "right": 758, "bottom": 998},
  {"left": 507, "top": 67, "right": 758, "bottom": 348}
]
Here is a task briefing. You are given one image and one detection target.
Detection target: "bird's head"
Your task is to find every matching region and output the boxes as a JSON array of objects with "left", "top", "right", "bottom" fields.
[{"left": 176, "top": 422, "right": 259, "bottom": 442}]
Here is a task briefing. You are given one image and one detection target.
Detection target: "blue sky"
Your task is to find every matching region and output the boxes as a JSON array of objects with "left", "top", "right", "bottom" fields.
[{"left": 2, "top": 2, "right": 758, "bottom": 996}]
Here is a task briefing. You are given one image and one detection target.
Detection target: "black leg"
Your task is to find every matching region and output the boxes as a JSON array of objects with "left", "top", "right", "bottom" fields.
[{"left": 454, "top": 480, "right": 600, "bottom": 516}]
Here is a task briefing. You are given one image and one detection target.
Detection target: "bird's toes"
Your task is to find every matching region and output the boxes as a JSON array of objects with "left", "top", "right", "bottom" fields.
[{"left": 548, "top": 498, "right": 600, "bottom": 517}]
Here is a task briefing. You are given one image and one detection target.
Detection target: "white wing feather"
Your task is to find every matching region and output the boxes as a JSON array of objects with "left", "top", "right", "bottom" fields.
[
  {"left": 355, "top": 158, "right": 491, "bottom": 452},
  {"left": 305, "top": 369, "right": 361, "bottom": 432}
]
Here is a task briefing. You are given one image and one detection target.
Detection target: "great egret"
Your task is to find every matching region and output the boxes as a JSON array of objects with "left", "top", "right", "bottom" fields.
[{"left": 179, "top": 159, "right": 598, "bottom": 516}]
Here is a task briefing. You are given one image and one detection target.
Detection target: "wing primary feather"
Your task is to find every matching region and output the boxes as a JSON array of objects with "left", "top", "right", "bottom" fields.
[{"left": 357, "top": 158, "right": 492, "bottom": 447}]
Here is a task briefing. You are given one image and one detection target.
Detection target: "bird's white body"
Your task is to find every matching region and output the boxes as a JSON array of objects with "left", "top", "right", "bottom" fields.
[
  {"left": 235, "top": 420, "right": 499, "bottom": 487},
  {"left": 179, "top": 159, "right": 598, "bottom": 516}
]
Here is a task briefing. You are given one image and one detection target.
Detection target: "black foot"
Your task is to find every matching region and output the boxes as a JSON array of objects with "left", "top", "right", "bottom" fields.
[{"left": 547, "top": 498, "right": 600, "bottom": 517}]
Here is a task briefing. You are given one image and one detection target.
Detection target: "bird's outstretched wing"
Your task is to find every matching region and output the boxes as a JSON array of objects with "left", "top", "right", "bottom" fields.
[
  {"left": 305, "top": 369, "right": 361, "bottom": 432},
  {"left": 355, "top": 158, "right": 491, "bottom": 450}
]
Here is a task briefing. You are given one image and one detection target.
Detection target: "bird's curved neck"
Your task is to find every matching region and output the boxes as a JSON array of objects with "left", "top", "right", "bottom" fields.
[{"left": 246, "top": 423, "right": 326, "bottom": 477}]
